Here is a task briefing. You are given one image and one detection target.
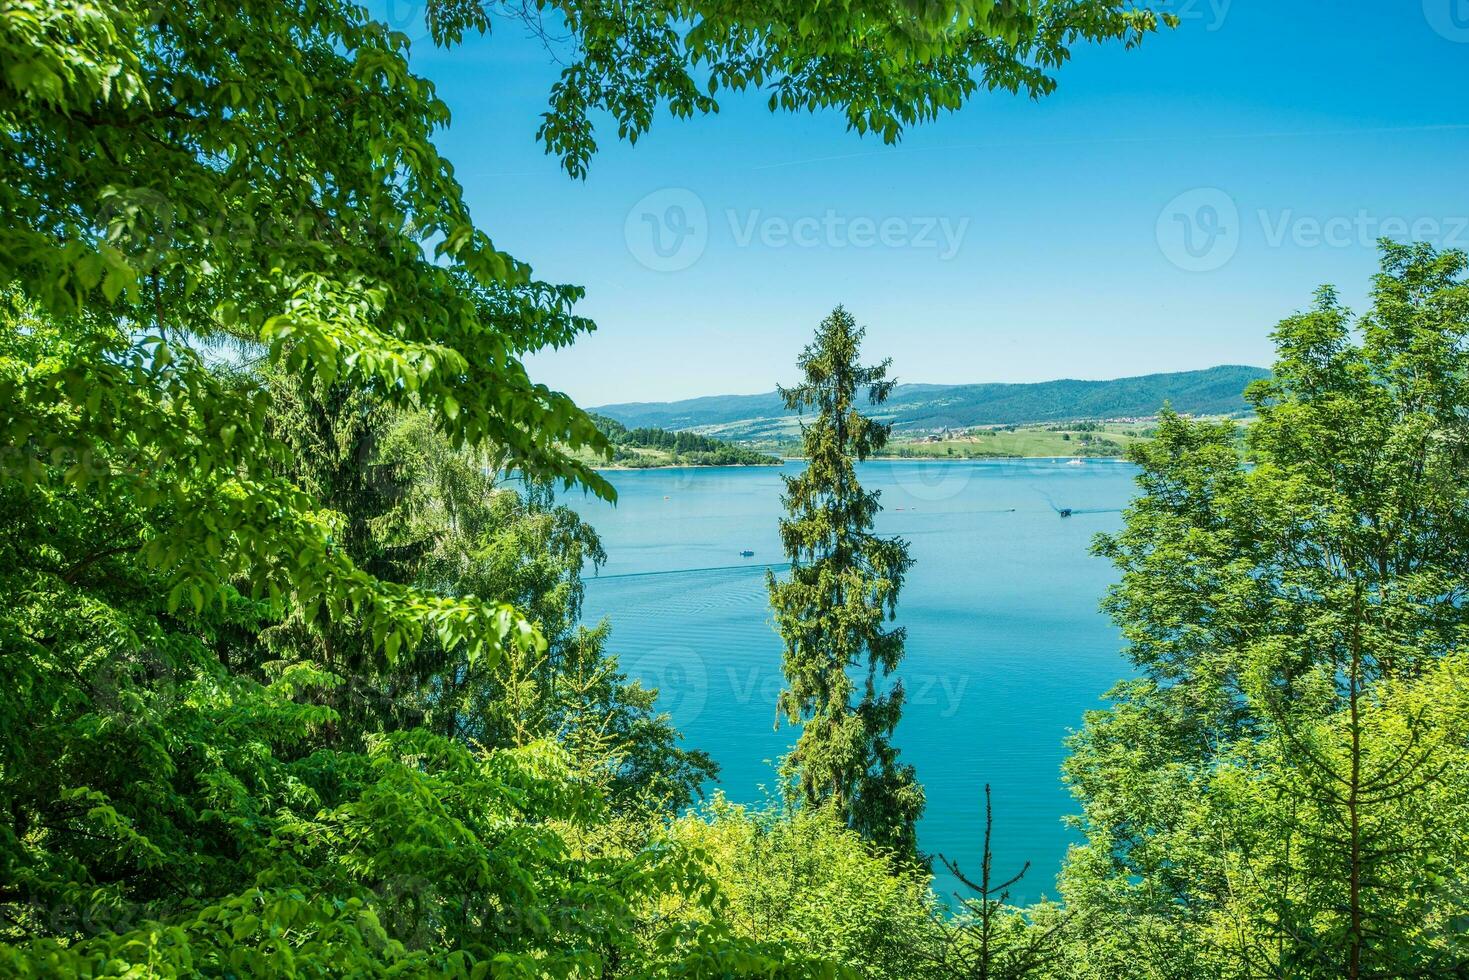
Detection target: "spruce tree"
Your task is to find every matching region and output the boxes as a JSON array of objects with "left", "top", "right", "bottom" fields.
[{"left": 768, "top": 306, "right": 924, "bottom": 857}]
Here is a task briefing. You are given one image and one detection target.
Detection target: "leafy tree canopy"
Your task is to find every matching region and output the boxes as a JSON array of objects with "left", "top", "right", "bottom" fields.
[
  {"left": 431, "top": 0, "right": 1176, "bottom": 177},
  {"left": 1, "top": 0, "right": 1172, "bottom": 674},
  {"left": 0, "top": 0, "right": 1175, "bottom": 973},
  {"left": 1062, "top": 243, "right": 1469, "bottom": 979}
]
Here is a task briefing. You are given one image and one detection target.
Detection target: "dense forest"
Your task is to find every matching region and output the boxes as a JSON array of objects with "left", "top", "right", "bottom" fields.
[{"left": 5, "top": 2, "right": 1469, "bottom": 978}]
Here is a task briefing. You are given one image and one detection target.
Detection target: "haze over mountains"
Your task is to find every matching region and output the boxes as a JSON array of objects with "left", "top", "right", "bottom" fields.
[{"left": 593, "top": 365, "right": 1270, "bottom": 442}]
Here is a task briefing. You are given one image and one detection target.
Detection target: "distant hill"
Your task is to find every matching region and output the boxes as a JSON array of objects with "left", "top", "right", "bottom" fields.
[
  {"left": 593, "top": 365, "right": 1270, "bottom": 442},
  {"left": 587, "top": 414, "right": 781, "bottom": 467}
]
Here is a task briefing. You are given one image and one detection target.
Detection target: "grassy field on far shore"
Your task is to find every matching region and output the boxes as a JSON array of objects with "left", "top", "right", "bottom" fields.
[
  {"left": 881, "top": 422, "right": 1157, "bottom": 459},
  {"left": 573, "top": 419, "right": 1247, "bottom": 465}
]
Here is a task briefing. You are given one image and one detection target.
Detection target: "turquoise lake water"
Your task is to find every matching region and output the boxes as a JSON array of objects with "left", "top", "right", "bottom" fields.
[{"left": 566, "top": 458, "right": 1137, "bottom": 904}]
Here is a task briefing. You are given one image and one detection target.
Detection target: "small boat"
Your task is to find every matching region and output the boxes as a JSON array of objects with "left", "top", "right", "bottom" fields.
[
  {"left": 1065, "top": 458, "right": 1085, "bottom": 466},
  {"left": 739, "top": 550, "right": 755, "bottom": 557},
  {"left": 1058, "top": 508, "right": 1073, "bottom": 518}
]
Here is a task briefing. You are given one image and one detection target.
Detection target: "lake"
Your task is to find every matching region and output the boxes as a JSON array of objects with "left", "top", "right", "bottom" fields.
[{"left": 566, "top": 458, "right": 1137, "bottom": 904}]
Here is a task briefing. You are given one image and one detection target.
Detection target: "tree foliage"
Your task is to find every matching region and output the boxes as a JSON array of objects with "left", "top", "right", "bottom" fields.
[
  {"left": 670, "top": 796, "right": 939, "bottom": 979},
  {"left": 0, "top": 308, "right": 754, "bottom": 975},
  {"left": 1061, "top": 243, "right": 1469, "bottom": 979},
  {"left": 1, "top": 0, "right": 1171, "bottom": 712},
  {"left": 0, "top": 0, "right": 1206, "bottom": 972},
  {"left": 433, "top": 0, "right": 1176, "bottom": 178},
  {"left": 926, "top": 787, "right": 1075, "bottom": 980},
  {"left": 767, "top": 306, "right": 924, "bottom": 858}
]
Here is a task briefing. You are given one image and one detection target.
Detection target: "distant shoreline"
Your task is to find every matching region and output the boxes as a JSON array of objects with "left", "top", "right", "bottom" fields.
[
  {"left": 592, "top": 461, "right": 783, "bottom": 471},
  {"left": 863, "top": 454, "right": 1132, "bottom": 463},
  {"left": 594, "top": 454, "right": 1135, "bottom": 470}
]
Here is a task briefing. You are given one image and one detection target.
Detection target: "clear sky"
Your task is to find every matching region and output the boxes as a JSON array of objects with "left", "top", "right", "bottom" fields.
[{"left": 402, "top": 2, "right": 1469, "bottom": 406}]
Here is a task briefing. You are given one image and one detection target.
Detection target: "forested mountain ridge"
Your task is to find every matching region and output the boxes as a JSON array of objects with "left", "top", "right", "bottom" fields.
[
  {"left": 593, "top": 365, "right": 1269, "bottom": 440},
  {"left": 588, "top": 414, "right": 782, "bottom": 466}
]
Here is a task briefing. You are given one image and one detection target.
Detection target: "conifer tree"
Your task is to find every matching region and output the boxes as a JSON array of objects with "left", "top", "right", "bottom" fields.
[{"left": 768, "top": 306, "right": 924, "bottom": 857}]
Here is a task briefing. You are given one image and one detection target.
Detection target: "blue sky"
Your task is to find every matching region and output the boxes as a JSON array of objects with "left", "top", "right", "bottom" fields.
[{"left": 404, "top": 2, "right": 1469, "bottom": 406}]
